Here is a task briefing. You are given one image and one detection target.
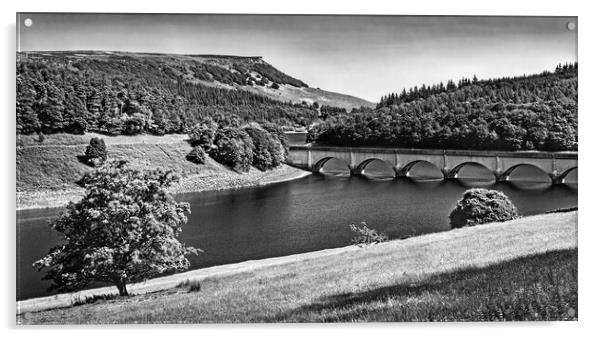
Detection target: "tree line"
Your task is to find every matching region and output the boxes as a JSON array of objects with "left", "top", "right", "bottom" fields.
[
  {"left": 376, "top": 63, "right": 577, "bottom": 108},
  {"left": 308, "top": 63, "right": 577, "bottom": 151}
]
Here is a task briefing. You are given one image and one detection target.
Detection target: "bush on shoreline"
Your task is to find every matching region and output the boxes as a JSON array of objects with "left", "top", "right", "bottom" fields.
[
  {"left": 449, "top": 188, "right": 518, "bottom": 229},
  {"left": 349, "top": 222, "right": 389, "bottom": 246}
]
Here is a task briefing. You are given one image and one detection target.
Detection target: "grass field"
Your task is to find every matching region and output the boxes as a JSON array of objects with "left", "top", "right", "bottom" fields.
[
  {"left": 17, "top": 211, "right": 577, "bottom": 324},
  {"left": 246, "top": 84, "right": 376, "bottom": 111},
  {"left": 16, "top": 133, "right": 309, "bottom": 209}
]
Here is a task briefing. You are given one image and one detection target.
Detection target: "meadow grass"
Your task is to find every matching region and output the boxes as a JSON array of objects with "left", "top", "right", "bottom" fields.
[
  {"left": 270, "top": 249, "right": 577, "bottom": 322},
  {"left": 16, "top": 133, "right": 309, "bottom": 209},
  {"left": 17, "top": 212, "right": 577, "bottom": 324}
]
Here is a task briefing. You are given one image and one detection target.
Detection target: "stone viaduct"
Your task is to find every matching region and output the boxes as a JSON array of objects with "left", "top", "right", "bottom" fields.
[{"left": 286, "top": 145, "right": 578, "bottom": 184}]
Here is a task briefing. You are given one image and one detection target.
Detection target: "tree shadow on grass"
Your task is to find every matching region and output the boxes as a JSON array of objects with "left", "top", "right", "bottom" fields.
[{"left": 265, "top": 249, "right": 577, "bottom": 322}]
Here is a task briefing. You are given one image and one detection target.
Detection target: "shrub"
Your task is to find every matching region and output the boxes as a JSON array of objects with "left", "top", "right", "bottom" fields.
[
  {"left": 349, "top": 222, "right": 388, "bottom": 246},
  {"left": 64, "top": 115, "right": 88, "bottom": 134},
  {"left": 72, "top": 293, "right": 118, "bottom": 306},
  {"left": 210, "top": 127, "right": 254, "bottom": 172},
  {"left": 123, "top": 114, "right": 146, "bottom": 135},
  {"left": 100, "top": 116, "right": 124, "bottom": 136},
  {"left": 188, "top": 118, "right": 218, "bottom": 151},
  {"left": 186, "top": 146, "right": 206, "bottom": 164},
  {"left": 178, "top": 279, "right": 202, "bottom": 292},
  {"left": 84, "top": 137, "right": 107, "bottom": 166},
  {"left": 449, "top": 188, "right": 518, "bottom": 229}
]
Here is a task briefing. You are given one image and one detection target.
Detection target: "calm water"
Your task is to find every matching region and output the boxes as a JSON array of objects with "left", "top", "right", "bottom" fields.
[{"left": 16, "top": 165, "right": 577, "bottom": 301}]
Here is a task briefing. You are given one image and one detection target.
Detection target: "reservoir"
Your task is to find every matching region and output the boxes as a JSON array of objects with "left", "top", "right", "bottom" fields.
[{"left": 16, "top": 167, "right": 577, "bottom": 301}]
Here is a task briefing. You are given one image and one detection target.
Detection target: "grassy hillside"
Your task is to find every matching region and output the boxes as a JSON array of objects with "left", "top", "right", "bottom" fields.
[
  {"left": 17, "top": 133, "right": 203, "bottom": 191},
  {"left": 17, "top": 211, "right": 577, "bottom": 323},
  {"left": 243, "top": 83, "right": 374, "bottom": 111},
  {"left": 16, "top": 133, "right": 309, "bottom": 209}
]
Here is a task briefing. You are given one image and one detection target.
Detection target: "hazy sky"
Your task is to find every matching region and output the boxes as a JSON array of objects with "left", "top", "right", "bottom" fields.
[{"left": 17, "top": 14, "right": 577, "bottom": 102}]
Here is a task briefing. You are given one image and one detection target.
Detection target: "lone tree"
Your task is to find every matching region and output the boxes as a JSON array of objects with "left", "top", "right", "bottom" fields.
[
  {"left": 34, "top": 160, "right": 200, "bottom": 296},
  {"left": 84, "top": 137, "right": 108, "bottom": 167},
  {"left": 449, "top": 188, "right": 518, "bottom": 229}
]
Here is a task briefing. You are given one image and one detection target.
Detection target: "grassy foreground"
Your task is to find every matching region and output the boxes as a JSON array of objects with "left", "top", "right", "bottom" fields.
[{"left": 17, "top": 211, "right": 577, "bottom": 324}]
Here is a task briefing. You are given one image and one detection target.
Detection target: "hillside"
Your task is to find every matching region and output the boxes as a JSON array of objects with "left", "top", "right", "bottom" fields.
[
  {"left": 16, "top": 133, "right": 310, "bottom": 210},
  {"left": 17, "top": 211, "right": 577, "bottom": 323},
  {"left": 16, "top": 51, "right": 374, "bottom": 136},
  {"left": 244, "top": 84, "right": 375, "bottom": 112},
  {"left": 309, "top": 64, "right": 578, "bottom": 151}
]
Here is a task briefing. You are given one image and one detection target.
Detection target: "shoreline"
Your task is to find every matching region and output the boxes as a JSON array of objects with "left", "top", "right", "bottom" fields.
[
  {"left": 16, "top": 165, "right": 312, "bottom": 211},
  {"left": 16, "top": 211, "right": 578, "bottom": 316}
]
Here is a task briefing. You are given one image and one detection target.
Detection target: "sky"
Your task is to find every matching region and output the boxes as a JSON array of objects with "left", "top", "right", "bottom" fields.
[{"left": 17, "top": 14, "right": 577, "bottom": 102}]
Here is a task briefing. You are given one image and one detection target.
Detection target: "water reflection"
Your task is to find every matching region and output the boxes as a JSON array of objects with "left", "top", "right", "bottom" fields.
[
  {"left": 405, "top": 161, "right": 444, "bottom": 182},
  {"left": 508, "top": 181, "right": 553, "bottom": 190},
  {"left": 455, "top": 163, "right": 496, "bottom": 187},
  {"left": 361, "top": 159, "right": 396, "bottom": 180},
  {"left": 506, "top": 165, "right": 552, "bottom": 183},
  {"left": 456, "top": 178, "right": 496, "bottom": 188},
  {"left": 319, "top": 158, "right": 351, "bottom": 177},
  {"left": 563, "top": 168, "right": 578, "bottom": 184},
  {"left": 403, "top": 179, "right": 444, "bottom": 190}
]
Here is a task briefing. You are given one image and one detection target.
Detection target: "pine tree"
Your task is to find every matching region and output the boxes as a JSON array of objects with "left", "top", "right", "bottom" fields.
[
  {"left": 37, "top": 84, "right": 65, "bottom": 133},
  {"left": 16, "top": 80, "right": 40, "bottom": 134}
]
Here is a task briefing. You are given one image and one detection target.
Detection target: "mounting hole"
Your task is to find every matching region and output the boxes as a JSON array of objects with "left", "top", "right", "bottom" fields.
[
  {"left": 24, "top": 18, "right": 33, "bottom": 27},
  {"left": 567, "top": 22, "right": 576, "bottom": 31}
]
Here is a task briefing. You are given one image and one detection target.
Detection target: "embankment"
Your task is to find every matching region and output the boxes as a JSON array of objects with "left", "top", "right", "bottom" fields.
[{"left": 16, "top": 133, "right": 310, "bottom": 210}]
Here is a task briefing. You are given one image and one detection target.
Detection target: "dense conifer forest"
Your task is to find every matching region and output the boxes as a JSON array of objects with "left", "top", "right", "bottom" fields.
[
  {"left": 16, "top": 52, "right": 317, "bottom": 136},
  {"left": 308, "top": 63, "right": 577, "bottom": 151}
]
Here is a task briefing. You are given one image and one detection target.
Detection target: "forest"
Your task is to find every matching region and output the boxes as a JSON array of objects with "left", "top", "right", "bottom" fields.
[
  {"left": 16, "top": 52, "right": 578, "bottom": 152},
  {"left": 308, "top": 63, "right": 578, "bottom": 151},
  {"left": 16, "top": 52, "right": 317, "bottom": 136}
]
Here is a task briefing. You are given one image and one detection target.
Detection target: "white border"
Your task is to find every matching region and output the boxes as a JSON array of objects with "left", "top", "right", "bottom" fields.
[{"left": 2, "top": 0, "right": 601, "bottom": 336}]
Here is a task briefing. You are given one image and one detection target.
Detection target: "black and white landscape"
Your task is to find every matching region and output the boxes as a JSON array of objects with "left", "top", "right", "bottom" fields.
[{"left": 16, "top": 14, "right": 577, "bottom": 323}]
